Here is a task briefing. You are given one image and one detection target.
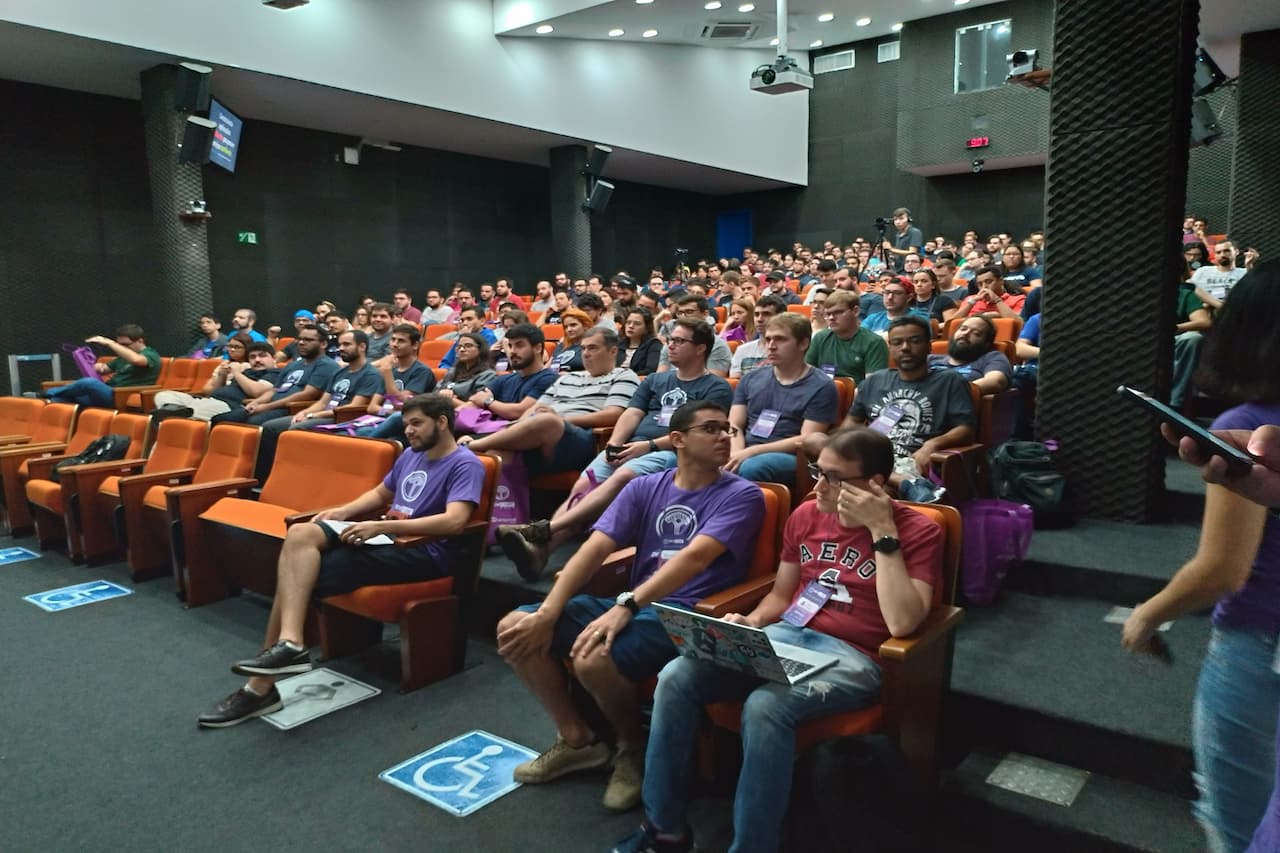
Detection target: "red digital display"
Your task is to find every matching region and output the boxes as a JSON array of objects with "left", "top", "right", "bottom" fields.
[{"left": 966, "top": 136, "right": 990, "bottom": 149}]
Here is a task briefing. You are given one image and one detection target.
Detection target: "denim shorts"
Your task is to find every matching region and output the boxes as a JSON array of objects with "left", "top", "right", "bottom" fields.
[
  {"left": 525, "top": 421, "right": 598, "bottom": 475},
  {"left": 516, "top": 594, "right": 678, "bottom": 682},
  {"left": 583, "top": 448, "right": 678, "bottom": 483}
]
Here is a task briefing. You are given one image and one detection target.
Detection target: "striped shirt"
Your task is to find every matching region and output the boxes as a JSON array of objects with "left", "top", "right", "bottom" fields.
[{"left": 539, "top": 367, "right": 640, "bottom": 416}]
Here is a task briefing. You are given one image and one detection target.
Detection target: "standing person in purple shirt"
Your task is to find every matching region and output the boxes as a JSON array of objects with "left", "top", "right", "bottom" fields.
[
  {"left": 495, "top": 400, "right": 764, "bottom": 813},
  {"left": 197, "top": 393, "right": 486, "bottom": 729},
  {"left": 1121, "top": 263, "right": 1280, "bottom": 853}
]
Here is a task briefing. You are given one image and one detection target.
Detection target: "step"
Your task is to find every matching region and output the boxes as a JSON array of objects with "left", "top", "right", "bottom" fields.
[
  {"left": 946, "top": 590, "right": 1206, "bottom": 796},
  {"left": 943, "top": 751, "right": 1204, "bottom": 853}
]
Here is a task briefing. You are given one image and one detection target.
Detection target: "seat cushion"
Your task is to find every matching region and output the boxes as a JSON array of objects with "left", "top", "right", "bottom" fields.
[
  {"left": 99, "top": 476, "right": 122, "bottom": 499},
  {"left": 705, "top": 700, "right": 883, "bottom": 754},
  {"left": 199, "top": 498, "right": 294, "bottom": 539},
  {"left": 142, "top": 484, "right": 169, "bottom": 511},
  {"left": 25, "top": 479, "right": 64, "bottom": 513},
  {"left": 325, "top": 577, "right": 455, "bottom": 623}
]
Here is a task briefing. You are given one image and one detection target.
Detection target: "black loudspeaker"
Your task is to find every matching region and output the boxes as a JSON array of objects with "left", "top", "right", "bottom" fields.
[
  {"left": 177, "top": 116, "right": 217, "bottom": 164},
  {"left": 174, "top": 62, "right": 212, "bottom": 112}
]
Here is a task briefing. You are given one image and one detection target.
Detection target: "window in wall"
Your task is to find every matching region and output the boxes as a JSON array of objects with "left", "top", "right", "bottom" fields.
[{"left": 954, "top": 19, "right": 1011, "bottom": 93}]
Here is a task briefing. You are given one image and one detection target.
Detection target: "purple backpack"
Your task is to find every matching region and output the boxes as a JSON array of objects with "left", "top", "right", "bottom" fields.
[
  {"left": 958, "top": 499, "right": 1034, "bottom": 605},
  {"left": 64, "top": 344, "right": 104, "bottom": 381}
]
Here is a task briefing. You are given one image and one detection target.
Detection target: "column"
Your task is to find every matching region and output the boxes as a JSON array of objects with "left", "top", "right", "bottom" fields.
[
  {"left": 1226, "top": 29, "right": 1280, "bottom": 256},
  {"left": 139, "top": 64, "right": 214, "bottom": 355},
  {"left": 1037, "top": 0, "right": 1199, "bottom": 522},
  {"left": 549, "top": 144, "right": 592, "bottom": 278}
]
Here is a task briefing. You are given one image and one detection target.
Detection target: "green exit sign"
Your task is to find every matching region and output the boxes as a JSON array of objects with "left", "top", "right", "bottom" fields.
[{"left": 237, "top": 231, "right": 258, "bottom": 245}]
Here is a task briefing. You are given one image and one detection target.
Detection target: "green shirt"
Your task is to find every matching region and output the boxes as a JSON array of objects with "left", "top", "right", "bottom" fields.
[
  {"left": 106, "top": 347, "right": 162, "bottom": 387},
  {"left": 805, "top": 327, "right": 889, "bottom": 382},
  {"left": 1175, "top": 285, "right": 1206, "bottom": 324}
]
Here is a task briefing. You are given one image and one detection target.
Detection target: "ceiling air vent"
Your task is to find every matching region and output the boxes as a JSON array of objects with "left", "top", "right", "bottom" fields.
[
  {"left": 700, "top": 22, "right": 759, "bottom": 40},
  {"left": 878, "top": 41, "right": 901, "bottom": 63},
  {"left": 814, "top": 50, "right": 855, "bottom": 75}
]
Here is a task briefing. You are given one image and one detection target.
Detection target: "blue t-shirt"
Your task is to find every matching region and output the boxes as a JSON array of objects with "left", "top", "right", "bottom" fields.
[
  {"left": 863, "top": 308, "right": 930, "bottom": 335},
  {"left": 326, "top": 364, "right": 383, "bottom": 408},
  {"left": 270, "top": 357, "right": 339, "bottom": 402},
  {"left": 1210, "top": 401, "right": 1280, "bottom": 634},
  {"left": 1019, "top": 313, "right": 1041, "bottom": 366},
  {"left": 487, "top": 368, "right": 559, "bottom": 405},
  {"left": 594, "top": 469, "right": 764, "bottom": 606},
  {"left": 859, "top": 291, "right": 886, "bottom": 320},
  {"left": 381, "top": 446, "right": 486, "bottom": 564},
  {"left": 628, "top": 372, "right": 734, "bottom": 441},
  {"left": 1000, "top": 266, "right": 1041, "bottom": 291},
  {"left": 734, "top": 365, "right": 839, "bottom": 447},
  {"left": 926, "top": 350, "right": 1013, "bottom": 383}
]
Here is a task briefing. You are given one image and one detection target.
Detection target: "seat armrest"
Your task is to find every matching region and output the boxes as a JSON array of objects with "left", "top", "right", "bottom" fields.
[
  {"left": 878, "top": 606, "right": 964, "bottom": 662},
  {"left": 591, "top": 427, "right": 613, "bottom": 452},
  {"left": 284, "top": 506, "right": 383, "bottom": 528},
  {"left": 165, "top": 477, "right": 259, "bottom": 500},
  {"left": 25, "top": 452, "right": 85, "bottom": 481},
  {"left": 0, "top": 441, "right": 68, "bottom": 459},
  {"left": 392, "top": 519, "right": 488, "bottom": 549},
  {"left": 0, "top": 435, "right": 34, "bottom": 447},
  {"left": 332, "top": 404, "right": 368, "bottom": 424},
  {"left": 55, "top": 459, "right": 148, "bottom": 477},
  {"left": 694, "top": 574, "right": 778, "bottom": 617},
  {"left": 116, "top": 469, "right": 197, "bottom": 505},
  {"left": 286, "top": 401, "right": 313, "bottom": 415},
  {"left": 113, "top": 385, "right": 162, "bottom": 408}
]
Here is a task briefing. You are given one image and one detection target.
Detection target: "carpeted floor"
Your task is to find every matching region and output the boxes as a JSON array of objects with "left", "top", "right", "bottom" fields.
[{"left": 0, "top": 537, "right": 733, "bottom": 853}]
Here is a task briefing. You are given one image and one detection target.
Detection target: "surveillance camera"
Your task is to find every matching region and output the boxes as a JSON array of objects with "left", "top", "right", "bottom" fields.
[{"left": 971, "top": 159, "right": 985, "bottom": 174}]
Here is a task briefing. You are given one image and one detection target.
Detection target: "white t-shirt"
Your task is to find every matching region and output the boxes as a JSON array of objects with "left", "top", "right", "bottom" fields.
[{"left": 1190, "top": 265, "right": 1247, "bottom": 302}]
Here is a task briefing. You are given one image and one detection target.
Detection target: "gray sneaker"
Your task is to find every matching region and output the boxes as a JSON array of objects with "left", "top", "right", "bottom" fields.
[
  {"left": 513, "top": 737, "right": 612, "bottom": 784},
  {"left": 496, "top": 522, "right": 552, "bottom": 581},
  {"left": 231, "top": 640, "right": 312, "bottom": 677},
  {"left": 603, "top": 744, "right": 645, "bottom": 812}
]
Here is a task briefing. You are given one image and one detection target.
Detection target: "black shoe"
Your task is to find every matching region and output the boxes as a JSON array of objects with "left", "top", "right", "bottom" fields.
[
  {"left": 496, "top": 524, "right": 551, "bottom": 582},
  {"left": 611, "top": 821, "right": 695, "bottom": 853},
  {"left": 197, "top": 686, "right": 283, "bottom": 728},
  {"left": 231, "top": 640, "right": 312, "bottom": 676}
]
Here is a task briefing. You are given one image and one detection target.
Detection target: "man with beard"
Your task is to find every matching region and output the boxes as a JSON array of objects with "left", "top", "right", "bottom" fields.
[
  {"left": 530, "top": 280, "right": 555, "bottom": 313},
  {"left": 927, "top": 315, "right": 1013, "bottom": 394},
  {"left": 215, "top": 327, "right": 339, "bottom": 426},
  {"left": 365, "top": 302, "right": 395, "bottom": 360},
  {"left": 197, "top": 393, "right": 486, "bottom": 727},
  {"left": 461, "top": 324, "right": 558, "bottom": 421}
]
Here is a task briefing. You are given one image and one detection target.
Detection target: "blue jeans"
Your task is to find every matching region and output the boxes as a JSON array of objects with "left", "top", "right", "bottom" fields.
[
  {"left": 47, "top": 377, "right": 114, "bottom": 407},
  {"left": 643, "top": 623, "right": 881, "bottom": 853},
  {"left": 1193, "top": 626, "right": 1280, "bottom": 853},
  {"left": 1172, "top": 330, "right": 1204, "bottom": 408},
  {"left": 355, "top": 411, "right": 406, "bottom": 441},
  {"left": 737, "top": 451, "right": 798, "bottom": 486}
]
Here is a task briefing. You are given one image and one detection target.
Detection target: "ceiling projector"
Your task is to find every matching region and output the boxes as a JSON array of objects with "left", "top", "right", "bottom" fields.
[{"left": 751, "top": 55, "right": 813, "bottom": 95}]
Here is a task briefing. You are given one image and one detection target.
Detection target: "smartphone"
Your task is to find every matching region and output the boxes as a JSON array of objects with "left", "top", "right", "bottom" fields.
[
  {"left": 605, "top": 444, "right": 627, "bottom": 463},
  {"left": 1116, "top": 385, "right": 1256, "bottom": 476}
]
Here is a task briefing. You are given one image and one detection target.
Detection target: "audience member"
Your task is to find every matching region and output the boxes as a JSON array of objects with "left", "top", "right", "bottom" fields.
[
  {"left": 215, "top": 327, "right": 338, "bottom": 427},
  {"left": 155, "top": 337, "right": 274, "bottom": 421},
  {"left": 47, "top": 324, "right": 162, "bottom": 408},
  {"left": 365, "top": 302, "right": 395, "bottom": 360},
  {"left": 928, "top": 315, "right": 1013, "bottom": 394},
  {"left": 806, "top": 290, "right": 889, "bottom": 381},
  {"left": 438, "top": 333, "right": 498, "bottom": 403},
  {"left": 550, "top": 308, "right": 592, "bottom": 372},
  {"left": 230, "top": 308, "right": 268, "bottom": 343},
  {"left": 1191, "top": 240, "right": 1247, "bottom": 309},
  {"left": 952, "top": 266, "right": 1026, "bottom": 319},
  {"left": 188, "top": 314, "right": 228, "bottom": 360},
  {"left": 656, "top": 295, "right": 731, "bottom": 377},
  {"left": 729, "top": 295, "right": 787, "bottom": 378},
  {"left": 618, "top": 308, "right": 663, "bottom": 377}
]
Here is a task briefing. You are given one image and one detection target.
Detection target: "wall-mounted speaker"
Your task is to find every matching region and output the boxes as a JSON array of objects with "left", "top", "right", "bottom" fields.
[
  {"left": 177, "top": 116, "right": 218, "bottom": 164},
  {"left": 174, "top": 62, "right": 213, "bottom": 112},
  {"left": 583, "top": 179, "right": 615, "bottom": 214}
]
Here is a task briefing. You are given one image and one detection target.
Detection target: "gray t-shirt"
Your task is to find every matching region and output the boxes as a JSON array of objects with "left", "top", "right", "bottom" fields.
[
  {"left": 367, "top": 331, "right": 393, "bottom": 360},
  {"left": 628, "top": 372, "right": 734, "bottom": 441},
  {"left": 1189, "top": 265, "right": 1248, "bottom": 302},
  {"left": 657, "top": 336, "right": 732, "bottom": 374},
  {"left": 851, "top": 369, "right": 976, "bottom": 458},
  {"left": 926, "top": 350, "right": 1013, "bottom": 384},
  {"left": 734, "top": 366, "right": 839, "bottom": 448}
]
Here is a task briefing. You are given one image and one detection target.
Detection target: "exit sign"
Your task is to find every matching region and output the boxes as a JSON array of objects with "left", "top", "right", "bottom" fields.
[
  {"left": 237, "top": 231, "right": 258, "bottom": 245},
  {"left": 966, "top": 136, "right": 990, "bottom": 149}
]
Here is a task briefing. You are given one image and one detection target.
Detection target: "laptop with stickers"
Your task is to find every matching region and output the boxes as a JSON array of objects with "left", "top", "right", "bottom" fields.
[{"left": 652, "top": 603, "right": 839, "bottom": 686}]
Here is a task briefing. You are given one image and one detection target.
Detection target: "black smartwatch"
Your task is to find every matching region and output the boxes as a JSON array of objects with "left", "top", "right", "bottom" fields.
[{"left": 872, "top": 535, "right": 901, "bottom": 555}]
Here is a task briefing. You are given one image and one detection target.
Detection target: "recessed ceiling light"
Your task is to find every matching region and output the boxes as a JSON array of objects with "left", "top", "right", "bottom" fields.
[
  {"left": 609, "top": 28, "right": 625, "bottom": 37},
  {"left": 535, "top": 24, "right": 553, "bottom": 34},
  {"left": 704, "top": 1, "right": 722, "bottom": 8},
  {"left": 891, "top": 22, "right": 903, "bottom": 32},
  {"left": 738, "top": 3, "right": 755, "bottom": 12},
  {"left": 636, "top": 0, "right": 654, "bottom": 4},
  {"left": 954, "top": 0, "right": 970, "bottom": 5},
  {"left": 769, "top": 37, "right": 779, "bottom": 45},
  {"left": 817, "top": 12, "right": 834, "bottom": 22},
  {"left": 642, "top": 29, "right": 659, "bottom": 38},
  {"left": 810, "top": 39, "right": 823, "bottom": 47},
  {"left": 855, "top": 17, "right": 871, "bottom": 26}
]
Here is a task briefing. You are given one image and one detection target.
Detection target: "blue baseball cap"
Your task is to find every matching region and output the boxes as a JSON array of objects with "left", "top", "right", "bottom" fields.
[{"left": 294, "top": 309, "right": 316, "bottom": 320}]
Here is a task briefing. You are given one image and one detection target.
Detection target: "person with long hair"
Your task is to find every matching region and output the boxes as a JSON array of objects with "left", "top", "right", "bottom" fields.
[
  {"left": 437, "top": 332, "right": 496, "bottom": 407},
  {"left": 720, "top": 298, "right": 755, "bottom": 344},
  {"left": 911, "top": 268, "right": 959, "bottom": 337},
  {"left": 1124, "top": 260, "right": 1280, "bottom": 853},
  {"left": 617, "top": 307, "right": 662, "bottom": 377},
  {"left": 550, "top": 307, "right": 591, "bottom": 372},
  {"left": 351, "top": 306, "right": 373, "bottom": 335}
]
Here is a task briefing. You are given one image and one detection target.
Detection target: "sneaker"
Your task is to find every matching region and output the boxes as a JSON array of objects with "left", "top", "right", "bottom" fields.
[
  {"left": 611, "top": 821, "right": 694, "bottom": 853},
  {"left": 603, "top": 744, "right": 645, "bottom": 812},
  {"left": 197, "top": 686, "right": 283, "bottom": 728},
  {"left": 496, "top": 522, "right": 552, "bottom": 581},
  {"left": 513, "top": 736, "right": 612, "bottom": 784},
  {"left": 230, "top": 640, "right": 312, "bottom": 676}
]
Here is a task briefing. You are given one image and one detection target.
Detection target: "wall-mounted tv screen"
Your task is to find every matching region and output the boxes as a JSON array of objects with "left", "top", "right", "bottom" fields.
[{"left": 208, "top": 97, "right": 242, "bottom": 173}]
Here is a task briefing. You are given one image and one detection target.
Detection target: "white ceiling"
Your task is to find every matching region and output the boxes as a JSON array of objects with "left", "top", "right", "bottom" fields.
[
  {"left": 1, "top": 0, "right": 1275, "bottom": 194},
  {"left": 498, "top": 0, "right": 1008, "bottom": 49}
]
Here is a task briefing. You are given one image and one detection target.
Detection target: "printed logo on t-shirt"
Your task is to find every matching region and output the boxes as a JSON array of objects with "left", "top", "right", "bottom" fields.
[
  {"left": 659, "top": 388, "right": 691, "bottom": 410},
  {"left": 279, "top": 368, "right": 304, "bottom": 391},
  {"left": 869, "top": 390, "right": 935, "bottom": 457},
  {"left": 330, "top": 378, "right": 352, "bottom": 406},
  {"left": 400, "top": 470, "right": 428, "bottom": 504},
  {"left": 394, "top": 379, "right": 406, "bottom": 392},
  {"left": 655, "top": 504, "right": 698, "bottom": 561}
]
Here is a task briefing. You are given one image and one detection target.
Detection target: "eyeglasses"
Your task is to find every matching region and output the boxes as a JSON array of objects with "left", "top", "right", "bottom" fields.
[
  {"left": 682, "top": 421, "right": 739, "bottom": 437},
  {"left": 667, "top": 336, "right": 695, "bottom": 346},
  {"left": 807, "top": 463, "right": 868, "bottom": 487}
]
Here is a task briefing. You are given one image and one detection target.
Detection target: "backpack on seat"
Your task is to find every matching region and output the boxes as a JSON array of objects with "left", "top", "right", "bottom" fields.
[
  {"left": 988, "top": 440, "right": 1073, "bottom": 528},
  {"left": 50, "top": 434, "right": 131, "bottom": 482}
]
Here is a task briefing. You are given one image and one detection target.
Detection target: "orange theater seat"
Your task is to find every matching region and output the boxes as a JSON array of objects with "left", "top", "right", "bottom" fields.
[
  {"left": 418, "top": 339, "right": 454, "bottom": 367},
  {"left": 0, "top": 397, "right": 50, "bottom": 446},
  {"left": 26, "top": 412, "right": 151, "bottom": 562},
  {"left": 423, "top": 324, "right": 453, "bottom": 341},
  {"left": 183, "top": 431, "right": 400, "bottom": 607},
  {"left": 1, "top": 407, "right": 111, "bottom": 534},
  {"left": 109, "top": 358, "right": 175, "bottom": 411},
  {"left": 317, "top": 453, "right": 501, "bottom": 691},
  {"left": 701, "top": 502, "right": 963, "bottom": 784}
]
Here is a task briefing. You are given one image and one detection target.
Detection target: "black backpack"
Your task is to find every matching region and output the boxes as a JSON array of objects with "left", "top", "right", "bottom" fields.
[
  {"left": 51, "top": 434, "right": 131, "bottom": 482},
  {"left": 988, "top": 440, "right": 1073, "bottom": 528}
]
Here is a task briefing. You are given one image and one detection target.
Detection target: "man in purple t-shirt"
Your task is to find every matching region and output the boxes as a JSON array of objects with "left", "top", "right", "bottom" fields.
[
  {"left": 496, "top": 400, "right": 764, "bottom": 813},
  {"left": 198, "top": 393, "right": 486, "bottom": 729}
]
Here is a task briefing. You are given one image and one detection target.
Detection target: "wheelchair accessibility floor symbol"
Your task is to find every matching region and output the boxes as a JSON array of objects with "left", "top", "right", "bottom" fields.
[
  {"left": 24, "top": 580, "right": 132, "bottom": 612},
  {"left": 0, "top": 546, "right": 39, "bottom": 567},
  {"left": 380, "top": 730, "right": 538, "bottom": 817}
]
